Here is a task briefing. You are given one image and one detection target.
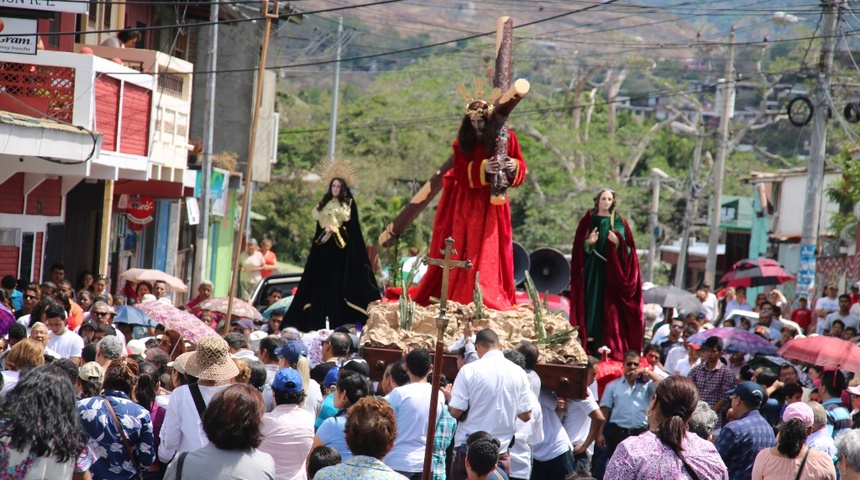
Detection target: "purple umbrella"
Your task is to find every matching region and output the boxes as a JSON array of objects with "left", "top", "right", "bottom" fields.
[
  {"left": 687, "top": 327, "right": 778, "bottom": 355},
  {"left": 0, "top": 303, "right": 14, "bottom": 336}
]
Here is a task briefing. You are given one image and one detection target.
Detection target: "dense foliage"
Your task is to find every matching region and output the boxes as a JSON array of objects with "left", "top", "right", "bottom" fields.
[{"left": 253, "top": 34, "right": 856, "bottom": 283}]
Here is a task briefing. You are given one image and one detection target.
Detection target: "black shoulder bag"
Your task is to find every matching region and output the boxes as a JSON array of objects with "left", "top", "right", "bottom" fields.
[{"left": 188, "top": 383, "right": 207, "bottom": 418}]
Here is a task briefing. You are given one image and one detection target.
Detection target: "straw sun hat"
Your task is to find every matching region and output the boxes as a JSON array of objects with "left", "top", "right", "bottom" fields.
[{"left": 184, "top": 336, "right": 239, "bottom": 381}]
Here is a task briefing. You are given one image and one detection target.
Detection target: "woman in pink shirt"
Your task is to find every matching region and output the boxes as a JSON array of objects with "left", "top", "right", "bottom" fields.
[{"left": 605, "top": 376, "right": 728, "bottom": 479}]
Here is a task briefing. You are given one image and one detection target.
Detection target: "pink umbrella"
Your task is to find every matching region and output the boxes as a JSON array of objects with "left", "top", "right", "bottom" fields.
[
  {"left": 120, "top": 268, "right": 188, "bottom": 292},
  {"left": 134, "top": 301, "right": 219, "bottom": 343},
  {"left": 197, "top": 297, "right": 263, "bottom": 321},
  {"left": 778, "top": 336, "right": 860, "bottom": 372}
]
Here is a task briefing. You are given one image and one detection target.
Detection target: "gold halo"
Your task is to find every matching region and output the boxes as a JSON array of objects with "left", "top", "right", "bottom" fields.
[{"left": 318, "top": 159, "right": 358, "bottom": 189}]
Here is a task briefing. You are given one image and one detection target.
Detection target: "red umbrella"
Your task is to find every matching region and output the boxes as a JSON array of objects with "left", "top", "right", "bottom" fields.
[
  {"left": 778, "top": 336, "right": 860, "bottom": 372},
  {"left": 718, "top": 258, "right": 795, "bottom": 288}
]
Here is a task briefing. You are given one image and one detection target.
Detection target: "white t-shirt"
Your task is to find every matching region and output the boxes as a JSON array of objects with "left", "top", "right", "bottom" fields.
[
  {"left": 703, "top": 292, "right": 719, "bottom": 322},
  {"left": 449, "top": 350, "right": 532, "bottom": 451},
  {"left": 0, "top": 437, "right": 76, "bottom": 480},
  {"left": 384, "top": 382, "right": 443, "bottom": 473},
  {"left": 158, "top": 383, "right": 230, "bottom": 463},
  {"left": 531, "top": 392, "right": 573, "bottom": 462},
  {"left": 46, "top": 329, "right": 83, "bottom": 359},
  {"left": 241, "top": 251, "right": 265, "bottom": 286},
  {"left": 259, "top": 404, "right": 315, "bottom": 480},
  {"left": 675, "top": 356, "right": 700, "bottom": 377},
  {"left": 821, "top": 312, "right": 859, "bottom": 334},
  {"left": 0, "top": 371, "right": 19, "bottom": 396},
  {"left": 562, "top": 389, "right": 600, "bottom": 448},
  {"left": 815, "top": 297, "right": 840, "bottom": 314},
  {"left": 509, "top": 389, "right": 544, "bottom": 479},
  {"left": 850, "top": 302, "right": 860, "bottom": 319},
  {"left": 664, "top": 345, "right": 688, "bottom": 375}
]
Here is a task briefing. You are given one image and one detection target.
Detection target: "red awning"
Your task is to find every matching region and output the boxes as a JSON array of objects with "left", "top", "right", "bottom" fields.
[{"left": 113, "top": 179, "right": 193, "bottom": 199}]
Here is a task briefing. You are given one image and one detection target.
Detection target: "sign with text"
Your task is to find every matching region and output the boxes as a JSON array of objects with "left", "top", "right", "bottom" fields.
[
  {"left": 0, "top": 0, "right": 88, "bottom": 15},
  {"left": 0, "top": 17, "right": 37, "bottom": 55}
]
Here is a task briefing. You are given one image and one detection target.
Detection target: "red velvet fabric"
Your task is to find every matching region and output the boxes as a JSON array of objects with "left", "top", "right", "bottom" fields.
[
  {"left": 570, "top": 210, "right": 644, "bottom": 361},
  {"left": 412, "top": 131, "right": 526, "bottom": 310}
]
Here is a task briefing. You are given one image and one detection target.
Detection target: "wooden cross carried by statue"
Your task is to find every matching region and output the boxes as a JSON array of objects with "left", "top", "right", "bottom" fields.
[
  {"left": 421, "top": 237, "right": 471, "bottom": 479},
  {"left": 378, "top": 16, "right": 530, "bottom": 247}
]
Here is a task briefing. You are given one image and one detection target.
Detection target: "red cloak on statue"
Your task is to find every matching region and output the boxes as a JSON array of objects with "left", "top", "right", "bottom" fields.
[
  {"left": 570, "top": 209, "right": 644, "bottom": 361},
  {"left": 411, "top": 131, "right": 526, "bottom": 310}
]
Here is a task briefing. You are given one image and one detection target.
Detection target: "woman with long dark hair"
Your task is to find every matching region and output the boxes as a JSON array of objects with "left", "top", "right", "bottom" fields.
[
  {"left": 570, "top": 188, "right": 643, "bottom": 358},
  {"left": 605, "top": 375, "right": 728, "bottom": 479},
  {"left": 136, "top": 361, "right": 166, "bottom": 480},
  {"left": 0, "top": 363, "right": 92, "bottom": 478},
  {"left": 751, "top": 402, "right": 836, "bottom": 479},
  {"left": 282, "top": 163, "right": 380, "bottom": 332},
  {"left": 78, "top": 358, "right": 155, "bottom": 479},
  {"left": 162, "top": 384, "right": 275, "bottom": 480},
  {"left": 311, "top": 369, "right": 374, "bottom": 461}
]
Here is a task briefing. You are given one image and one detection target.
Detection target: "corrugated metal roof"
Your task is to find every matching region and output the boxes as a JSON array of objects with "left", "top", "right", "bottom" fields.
[{"left": 0, "top": 110, "right": 95, "bottom": 136}]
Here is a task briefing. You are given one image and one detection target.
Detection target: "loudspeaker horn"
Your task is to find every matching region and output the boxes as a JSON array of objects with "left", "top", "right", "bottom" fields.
[
  {"left": 528, "top": 247, "right": 571, "bottom": 294},
  {"left": 512, "top": 241, "right": 530, "bottom": 285}
]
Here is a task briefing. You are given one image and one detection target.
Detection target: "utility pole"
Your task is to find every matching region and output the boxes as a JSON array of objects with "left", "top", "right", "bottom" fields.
[
  {"left": 224, "top": 0, "right": 279, "bottom": 332},
  {"left": 648, "top": 168, "right": 670, "bottom": 282},
  {"left": 327, "top": 17, "right": 343, "bottom": 163},
  {"left": 705, "top": 27, "right": 735, "bottom": 288},
  {"left": 797, "top": 0, "right": 840, "bottom": 297},
  {"left": 192, "top": 0, "right": 219, "bottom": 292},
  {"left": 675, "top": 113, "right": 704, "bottom": 288}
]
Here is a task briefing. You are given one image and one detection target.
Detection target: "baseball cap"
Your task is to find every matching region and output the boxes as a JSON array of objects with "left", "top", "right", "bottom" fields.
[
  {"left": 272, "top": 368, "right": 303, "bottom": 393},
  {"left": 727, "top": 381, "right": 766, "bottom": 408},
  {"left": 342, "top": 358, "right": 370, "bottom": 378},
  {"left": 782, "top": 402, "right": 814, "bottom": 428},
  {"left": 167, "top": 351, "right": 194, "bottom": 375},
  {"left": 324, "top": 366, "right": 340, "bottom": 388},
  {"left": 847, "top": 385, "right": 860, "bottom": 396},
  {"left": 80, "top": 319, "right": 98, "bottom": 331},
  {"left": 231, "top": 319, "right": 255, "bottom": 331},
  {"left": 274, "top": 340, "right": 308, "bottom": 364},
  {"left": 126, "top": 339, "right": 146, "bottom": 356},
  {"left": 79, "top": 361, "right": 104, "bottom": 384}
]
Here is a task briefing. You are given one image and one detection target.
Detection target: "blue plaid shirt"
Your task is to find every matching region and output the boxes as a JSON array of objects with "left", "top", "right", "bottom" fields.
[
  {"left": 432, "top": 408, "right": 457, "bottom": 480},
  {"left": 714, "top": 409, "right": 775, "bottom": 480},
  {"left": 822, "top": 397, "right": 851, "bottom": 439}
]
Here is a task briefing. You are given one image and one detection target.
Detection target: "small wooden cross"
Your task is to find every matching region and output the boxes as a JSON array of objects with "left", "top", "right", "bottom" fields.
[{"left": 424, "top": 237, "right": 472, "bottom": 335}]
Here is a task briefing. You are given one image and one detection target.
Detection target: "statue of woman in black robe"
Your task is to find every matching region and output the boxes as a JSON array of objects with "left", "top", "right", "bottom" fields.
[{"left": 282, "top": 171, "right": 380, "bottom": 332}]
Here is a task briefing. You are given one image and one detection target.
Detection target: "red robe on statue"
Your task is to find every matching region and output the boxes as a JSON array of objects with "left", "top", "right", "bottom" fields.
[
  {"left": 570, "top": 209, "right": 644, "bottom": 361},
  {"left": 412, "top": 131, "right": 526, "bottom": 310}
]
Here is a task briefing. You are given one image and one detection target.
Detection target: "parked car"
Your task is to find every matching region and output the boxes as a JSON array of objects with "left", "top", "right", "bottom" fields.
[{"left": 250, "top": 273, "right": 302, "bottom": 312}]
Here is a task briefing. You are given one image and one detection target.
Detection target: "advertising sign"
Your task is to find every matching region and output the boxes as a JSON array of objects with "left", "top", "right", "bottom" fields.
[
  {"left": 0, "top": 17, "right": 37, "bottom": 55},
  {"left": 0, "top": 0, "right": 88, "bottom": 15}
]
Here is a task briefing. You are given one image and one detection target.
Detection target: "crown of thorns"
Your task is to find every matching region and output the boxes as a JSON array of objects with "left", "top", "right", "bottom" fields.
[{"left": 456, "top": 78, "right": 502, "bottom": 119}]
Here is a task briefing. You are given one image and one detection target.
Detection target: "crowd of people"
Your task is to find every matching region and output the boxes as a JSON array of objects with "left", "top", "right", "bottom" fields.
[{"left": 5, "top": 259, "right": 860, "bottom": 480}]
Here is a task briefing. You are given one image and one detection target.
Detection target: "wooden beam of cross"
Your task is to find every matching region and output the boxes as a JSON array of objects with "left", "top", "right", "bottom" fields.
[
  {"left": 424, "top": 237, "right": 472, "bottom": 331},
  {"left": 378, "top": 16, "right": 530, "bottom": 247},
  {"left": 420, "top": 237, "right": 471, "bottom": 480}
]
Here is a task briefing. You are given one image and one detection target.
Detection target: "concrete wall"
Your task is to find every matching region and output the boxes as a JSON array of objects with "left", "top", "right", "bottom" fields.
[
  {"left": 775, "top": 173, "right": 841, "bottom": 235},
  {"left": 190, "top": 22, "right": 277, "bottom": 184}
]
